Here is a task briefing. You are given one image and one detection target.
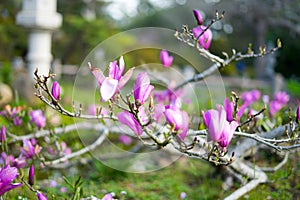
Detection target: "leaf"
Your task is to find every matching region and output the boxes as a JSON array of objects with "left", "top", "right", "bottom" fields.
[{"left": 63, "top": 176, "right": 74, "bottom": 188}]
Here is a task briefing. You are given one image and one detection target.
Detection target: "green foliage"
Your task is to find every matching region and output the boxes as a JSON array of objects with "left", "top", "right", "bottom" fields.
[{"left": 287, "top": 79, "right": 300, "bottom": 99}]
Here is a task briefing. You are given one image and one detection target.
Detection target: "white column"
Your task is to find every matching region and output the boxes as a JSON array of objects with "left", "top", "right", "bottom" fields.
[
  {"left": 16, "top": 0, "right": 62, "bottom": 78},
  {"left": 27, "top": 30, "right": 53, "bottom": 76}
]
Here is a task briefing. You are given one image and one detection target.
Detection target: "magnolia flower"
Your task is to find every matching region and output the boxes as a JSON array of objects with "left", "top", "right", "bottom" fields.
[
  {"left": 241, "top": 89, "right": 261, "bottom": 105},
  {"left": 28, "top": 165, "right": 34, "bottom": 186},
  {"left": 192, "top": 26, "right": 212, "bottom": 50},
  {"left": 89, "top": 56, "right": 134, "bottom": 102},
  {"left": 164, "top": 105, "right": 189, "bottom": 140},
  {"left": 224, "top": 98, "right": 234, "bottom": 122},
  {"left": 51, "top": 81, "right": 61, "bottom": 100},
  {"left": 202, "top": 106, "right": 238, "bottom": 148},
  {"left": 20, "top": 139, "right": 41, "bottom": 159},
  {"left": 119, "top": 135, "right": 132, "bottom": 145},
  {"left": 269, "top": 91, "right": 290, "bottom": 117},
  {"left": 273, "top": 91, "right": 290, "bottom": 105},
  {"left": 37, "top": 192, "right": 48, "bottom": 200},
  {"left": 154, "top": 85, "right": 184, "bottom": 108},
  {"left": 160, "top": 49, "right": 173, "bottom": 67},
  {"left": 0, "top": 165, "right": 22, "bottom": 195},
  {"left": 30, "top": 110, "right": 46, "bottom": 129},
  {"left": 297, "top": 106, "right": 300, "bottom": 123},
  {"left": 1, "top": 125, "right": 6, "bottom": 143},
  {"left": 0, "top": 153, "right": 14, "bottom": 166},
  {"left": 134, "top": 72, "right": 154, "bottom": 105},
  {"left": 193, "top": 9, "right": 203, "bottom": 25},
  {"left": 117, "top": 111, "right": 142, "bottom": 136}
]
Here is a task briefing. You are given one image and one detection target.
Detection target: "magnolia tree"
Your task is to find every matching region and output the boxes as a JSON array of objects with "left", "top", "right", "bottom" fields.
[{"left": 1, "top": 9, "right": 300, "bottom": 200}]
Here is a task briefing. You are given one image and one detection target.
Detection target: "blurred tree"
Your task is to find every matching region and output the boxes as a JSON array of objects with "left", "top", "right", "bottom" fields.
[
  {"left": 0, "top": 0, "right": 27, "bottom": 61},
  {"left": 54, "top": 0, "right": 118, "bottom": 64},
  {"left": 214, "top": 0, "right": 300, "bottom": 79}
]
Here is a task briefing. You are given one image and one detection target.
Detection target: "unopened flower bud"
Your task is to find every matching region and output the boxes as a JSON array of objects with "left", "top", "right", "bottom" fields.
[
  {"left": 1, "top": 125, "right": 6, "bottom": 142},
  {"left": 193, "top": 9, "right": 203, "bottom": 25},
  {"left": 29, "top": 165, "right": 35, "bottom": 186},
  {"left": 51, "top": 81, "right": 61, "bottom": 100},
  {"left": 296, "top": 106, "right": 300, "bottom": 123}
]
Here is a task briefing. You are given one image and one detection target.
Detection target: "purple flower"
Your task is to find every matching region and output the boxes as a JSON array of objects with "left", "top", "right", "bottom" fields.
[
  {"left": 1, "top": 125, "right": 6, "bottom": 143},
  {"left": 89, "top": 57, "right": 134, "bottom": 102},
  {"left": 202, "top": 106, "right": 238, "bottom": 148},
  {"left": 160, "top": 49, "right": 173, "bottom": 68},
  {"left": 0, "top": 153, "right": 15, "bottom": 166},
  {"left": 164, "top": 105, "right": 189, "bottom": 140},
  {"left": 269, "top": 100, "right": 283, "bottom": 117},
  {"left": 102, "top": 193, "right": 113, "bottom": 200},
  {"left": 134, "top": 72, "right": 154, "bottom": 105},
  {"left": 154, "top": 85, "right": 184, "bottom": 107},
  {"left": 119, "top": 135, "right": 132, "bottom": 145},
  {"left": 224, "top": 98, "right": 234, "bottom": 122},
  {"left": 12, "top": 157, "right": 27, "bottom": 168},
  {"left": 192, "top": 26, "right": 212, "bottom": 50},
  {"left": 193, "top": 9, "right": 203, "bottom": 25},
  {"left": 117, "top": 111, "right": 142, "bottom": 136},
  {"left": 297, "top": 106, "right": 300, "bottom": 123},
  {"left": 180, "top": 192, "right": 187, "bottom": 199},
  {"left": 28, "top": 165, "right": 34, "bottom": 186},
  {"left": 263, "top": 95, "right": 269, "bottom": 104},
  {"left": 51, "top": 81, "right": 61, "bottom": 100},
  {"left": 20, "top": 139, "right": 41, "bottom": 159},
  {"left": 269, "top": 91, "right": 290, "bottom": 117},
  {"left": 0, "top": 165, "right": 22, "bottom": 195},
  {"left": 37, "top": 192, "right": 48, "bottom": 200},
  {"left": 30, "top": 110, "right": 46, "bottom": 129},
  {"left": 241, "top": 89, "right": 261, "bottom": 105},
  {"left": 273, "top": 91, "right": 290, "bottom": 105}
]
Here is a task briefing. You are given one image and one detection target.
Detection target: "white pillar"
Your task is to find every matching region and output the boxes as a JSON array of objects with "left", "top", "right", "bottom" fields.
[
  {"left": 27, "top": 30, "right": 52, "bottom": 76},
  {"left": 16, "top": 0, "right": 62, "bottom": 78}
]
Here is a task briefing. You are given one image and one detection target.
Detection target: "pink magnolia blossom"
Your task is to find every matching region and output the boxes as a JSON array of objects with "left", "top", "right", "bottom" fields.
[
  {"left": 224, "top": 98, "right": 234, "bottom": 122},
  {"left": 154, "top": 85, "right": 184, "bottom": 108},
  {"left": 134, "top": 72, "right": 154, "bottom": 105},
  {"left": 160, "top": 49, "right": 173, "bottom": 67},
  {"left": 28, "top": 165, "right": 34, "bottom": 186},
  {"left": 164, "top": 105, "right": 189, "bottom": 140},
  {"left": 119, "top": 135, "right": 132, "bottom": 145},
  {"left": 20, "top": 139, "right": 41, "bottom": 159},
  {"left": 269, "top": 91, "right": 290, "bottom": 117},
  {"left": 0, "top": 153, "right": 15, "bottom": 166},
  {"left": 37, "top": 192, "right": 48, "bottom": 200},
  {"left": 117, "top": 111, "right": 142, "bottom": 136},
  {"left": 297, "top": 106, "right": 300, "bottom": 123},
  {"left": 192, "top": 26, "right": 212, "bottom": 49},
  {"left": 241, "top": 89, "right": 261, "bottom": 105},
  {"left": 1, "top": 125, "right": 6, "bottom": 143},
  {"left": 202, "top": 106, "right": 238, "bottom": 148},
  {"left": 30, "top": 110, "right": 46, "bottom": 129},
  {"left": 89, "top": 56, "right": 134, "bottom": 102},
  {"left": 193, "top": 9, "right": 203, "bottom": 25},
  {"left": 51, "top": 81, "right": 61, "bottom": 100},
  {"left": 273, "top": 91, "right": 290, "bottom": 105},
  {"left": 0, "top": 165, "right": 22, "bottom": 195}
]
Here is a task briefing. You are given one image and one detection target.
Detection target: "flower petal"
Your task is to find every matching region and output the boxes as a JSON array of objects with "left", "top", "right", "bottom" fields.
[
  {"left": 88, "top": 62, "right": 105, "bottom": 86},
  {"left": 100, "top": 78, "right": 118, "bottom": 102}
]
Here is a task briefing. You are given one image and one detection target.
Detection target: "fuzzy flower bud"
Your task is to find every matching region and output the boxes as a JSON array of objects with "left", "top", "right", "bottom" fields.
[
  {"left": 28, "top": 164, "right": 35, "bottom": 186},
  {"left": 51, "top": 81, "right": 61, "bottom": 100},
  {"left": 160, "top": 49, "right": 173, "bottom": 68},
  {"left": 1, "top": 125, "right": 6, "bottom": 143},
  {"left": 193, "top": 9, "right": 203, "bottom": 25}
]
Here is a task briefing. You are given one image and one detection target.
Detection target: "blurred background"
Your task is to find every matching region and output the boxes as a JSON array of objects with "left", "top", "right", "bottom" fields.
[{"left": 1, "top": 0, "right": 300, "bottom": 102}]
